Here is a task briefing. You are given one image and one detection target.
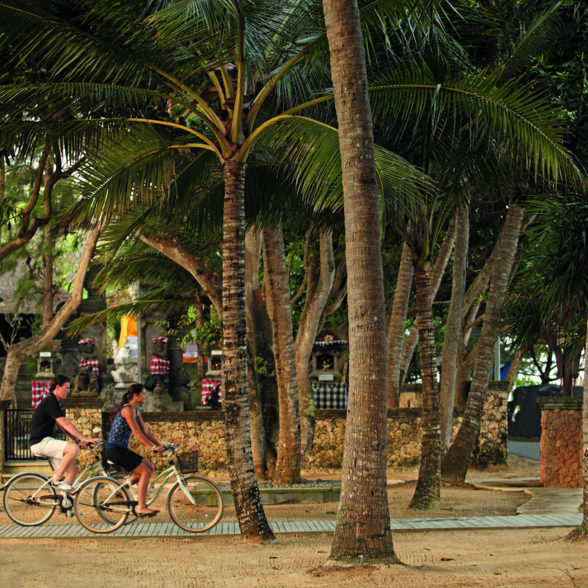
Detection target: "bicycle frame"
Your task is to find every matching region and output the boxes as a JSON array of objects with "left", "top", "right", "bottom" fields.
[
  {"left": 120, "top": 462, "right": 197, "bottom": 507},
  {"left": 7, "top": 444, "right": 114, "bottom": 506}
]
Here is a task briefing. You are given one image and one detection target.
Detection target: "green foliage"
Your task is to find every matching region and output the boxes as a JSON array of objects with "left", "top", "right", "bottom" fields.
[{"left": 255, "top": 356, "right": 275, "bottom": 378}]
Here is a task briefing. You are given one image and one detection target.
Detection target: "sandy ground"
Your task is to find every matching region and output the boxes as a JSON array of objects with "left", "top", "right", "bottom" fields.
[{"left": 1, "top": 529, "right": 586, "bottom": 588}]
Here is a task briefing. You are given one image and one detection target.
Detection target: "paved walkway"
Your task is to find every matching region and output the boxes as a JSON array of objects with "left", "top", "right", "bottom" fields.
[
  {"left": 0, "top": 513, "right": 582, "bottom": 539},
  {"left": 508, "top": 441, "right": 541, "bottom": 461},
  {"left": 1, "top": 475, "right": 583, "bottom": 540}
]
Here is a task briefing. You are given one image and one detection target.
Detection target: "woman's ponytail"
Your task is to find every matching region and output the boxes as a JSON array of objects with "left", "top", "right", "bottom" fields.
[{"left": 110, "top": 383, "right": 145, "bottom": 421}]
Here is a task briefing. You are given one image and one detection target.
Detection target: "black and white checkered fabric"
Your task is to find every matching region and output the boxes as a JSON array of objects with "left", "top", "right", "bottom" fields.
[{"left": 312, "top": 383, "right": 348, "bottom": 409}]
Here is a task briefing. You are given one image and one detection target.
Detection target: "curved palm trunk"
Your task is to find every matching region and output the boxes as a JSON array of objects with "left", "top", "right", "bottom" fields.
[
  {"left": 262, "top": 225, "right": 301, "bottom": 485},
  {"left": 245, "top": 230, "right": 269, "bottom": 480},
  {"left": 294, "top": 230, "right": 335, "bottom": 462},
  {"left": 582, "top": 320, "right": 588, "bottom": 530},
  {"left": 323, "top": 0, "right": 397, "bottom": 565},
  {"left": 409, "top": 263, "right": 441, "bottom": 510},
  {"left": 399, "top": 217, "right": 457, "bottom": 387},
  {"left": 222, "top": 160, "right": 276, "bottom": 543},
  {"left": 387, "top": 243, "right": 413, "bottom": 408},
  {"left": 439, "top": 206, "right": 469, "bottom": 452},
  {"left": 441, "top": 205, "right": 524, "bottom": 482},
  {"left": 0, "top": 224, "right": 103, "bottom": 403},
  {"left": 41, "top": 225, "right": 55, "bottom": 328},
  {"left": 506, "top": 347, "right": 525, "bottom": 393}
]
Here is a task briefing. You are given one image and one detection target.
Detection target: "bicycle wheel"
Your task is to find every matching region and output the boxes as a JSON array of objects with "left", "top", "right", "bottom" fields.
[
  {"left": 167, "top": 476, "right": 224, "bottom": 533},
  {"left": 74, "top": 477, "right": 130, "bottom": 533},
  {"left": 3, "top": 473, "right": 58, "bottom": 526}
]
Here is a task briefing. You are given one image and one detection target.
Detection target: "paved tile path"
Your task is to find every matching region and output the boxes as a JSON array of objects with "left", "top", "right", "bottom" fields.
[{"left": 0, "top": 513, "right": 582, "bottom": 539}]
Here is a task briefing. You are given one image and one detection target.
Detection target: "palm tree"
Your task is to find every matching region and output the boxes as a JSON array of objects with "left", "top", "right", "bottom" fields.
[
  {"left": 505, "top": 196, "right": 588, "bottom": 537},
  {"left": 321, "top": 0, "right": 398, "bottom": 565},
  {"left": 1, "top": 0, "right": 580, "bottom": 541}
]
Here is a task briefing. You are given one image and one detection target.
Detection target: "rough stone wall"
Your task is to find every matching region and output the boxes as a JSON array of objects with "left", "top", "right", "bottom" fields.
[
  {"left": 62, "top": 398, "right": 105, "bottom": 471},
  {"left": 130, "top": 412, "right": 227, "bottom": 474},
  {"left": 538, "top": 397, "right": 583, "bottom": 488},
  {"left": 304, "top": 390, "right": 508, "bottom": 472},
  {"left": 53, "top": 389, "right": 507, "bottom": 476}
]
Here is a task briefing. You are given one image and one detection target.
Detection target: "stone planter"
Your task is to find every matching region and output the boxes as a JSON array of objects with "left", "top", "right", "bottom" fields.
[{"left": 194, "top": 483, "right": 342, "bottom": 506}]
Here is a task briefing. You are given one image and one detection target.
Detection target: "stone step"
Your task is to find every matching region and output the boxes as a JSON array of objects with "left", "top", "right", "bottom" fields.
[{"left": 2, "top": 460, "right": 53, "bottom": 481}]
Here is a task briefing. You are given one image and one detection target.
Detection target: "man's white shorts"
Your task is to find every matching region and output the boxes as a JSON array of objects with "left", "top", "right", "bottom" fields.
[{"left": 29, "top": 437, "right": 68, "bottom": 469}]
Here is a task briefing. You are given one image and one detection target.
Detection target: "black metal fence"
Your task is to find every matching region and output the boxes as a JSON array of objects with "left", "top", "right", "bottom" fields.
[{"left": 4, "top": 409, "right": 66, "bottom": 461}]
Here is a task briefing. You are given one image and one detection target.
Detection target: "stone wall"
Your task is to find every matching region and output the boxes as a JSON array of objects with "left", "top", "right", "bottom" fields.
[
  {"left": 305, "top": 389, "right": 508, "bottom": 472},
  {"left": 132, "top": 411, "right": 226, "bottom": 473},
  {"left": 62, "top": 397, "right": 105, "bottom": 471},
  {"left": 537, "top": 397, "right": 583, "bottom": 488},
  {"left": 49, "top": 386, "right": 507, "bottom": 476},
  {"left": 109, "top": 389, "right": 507, "bottom": 475}
]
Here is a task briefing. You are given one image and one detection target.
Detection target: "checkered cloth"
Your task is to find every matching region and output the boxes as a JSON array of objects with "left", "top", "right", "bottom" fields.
[
  {"left": 201, "top": 380, "right": 222, "bottom": 405},
  {"left": 79, "top": 358, "right": 100, "bottom": 376},
  {"left": 31, "top": 381, "right": 51, "bottom": 407},
  {"left": 78, "top": 339, "right": 95, "bottom": 344},
  {"left": 150, "top": 356, "right": 170, "bottom": 375},
  {"left": 152, "top": 336, "right": 169, "bottom": 343},
  {"left": 312, "top": 383, "right": 348, "bottom": 409}
]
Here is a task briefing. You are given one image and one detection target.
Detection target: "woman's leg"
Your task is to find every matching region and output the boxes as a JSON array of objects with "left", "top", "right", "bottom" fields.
[{"left": 132, "top": 458, "right": 156, "bottom": 514}]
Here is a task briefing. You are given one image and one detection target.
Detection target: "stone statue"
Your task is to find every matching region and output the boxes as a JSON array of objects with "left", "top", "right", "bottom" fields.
[
  {"left": 71, "top": 367, "right": 98, "bottom": 397},
  {"left": 111, "top": 338, "right": 138, "bottom": 389}
]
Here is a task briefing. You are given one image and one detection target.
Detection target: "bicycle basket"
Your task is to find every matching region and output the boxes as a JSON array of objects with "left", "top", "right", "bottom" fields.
[{"left": 176, "top": 451, "right": 199, "bottom": 474}]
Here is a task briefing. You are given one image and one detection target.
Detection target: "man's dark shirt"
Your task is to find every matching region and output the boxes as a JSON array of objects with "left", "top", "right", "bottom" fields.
[{"left": 30, "top": 393, "right": 64, "bottom": 445}]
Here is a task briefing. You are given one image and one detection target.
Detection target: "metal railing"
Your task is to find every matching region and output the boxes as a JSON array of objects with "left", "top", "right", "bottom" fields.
[{"left": 4, "top": 409, "right": 66, "bottom": 461}]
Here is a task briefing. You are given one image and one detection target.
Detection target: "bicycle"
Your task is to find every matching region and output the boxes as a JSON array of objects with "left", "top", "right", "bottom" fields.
[
  {"left": 2, "top": 440, "right": 122, "bottom": 526},
  {"left": 73, "top": 439, "right": 224, "bottom": 534}
]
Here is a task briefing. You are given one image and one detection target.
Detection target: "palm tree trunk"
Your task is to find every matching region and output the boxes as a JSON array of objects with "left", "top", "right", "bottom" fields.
[
  {"left": 323, "top": 0, "right": 397, "bottom": 565},
  {"left": 221, "top": 159, "right": 276, "bottom": 543},
  {"left": 506, "top": 346, "right": 525, "bottom": 393},
  {"left": 399, "top": 216, "right": 457, "bottom": 387},
  {"left": 582, "top": 320, "right": 588, "bottom": 530},
  {"left": 0, "top": 161, "right": 5, "bottom": 243},
  {"left": 262, "top": 224, "right": 301, "bottom": 485},
  {"left": 439, "top": 206, "right": 469, "bottom": 452},
  {"left": 41, "top": 225, "right": 54, "bottom": 329},
  {"left": 245, "top": 230, "right": 269, "bottom": 480},
  {"left": 409, "top": 263, "right": 441, "bottom": 510},
  {"left": 294, "top": 230, "right": 336, "bottom": 462},
  {"left": 387, "top": 243, "right": 413, "bottom": 408},
  {"left": 0, "top": 224, "right": 103, "bottom": 403},
  {"left": 441, "top": 205, "right": 524, "bottom": 482}
]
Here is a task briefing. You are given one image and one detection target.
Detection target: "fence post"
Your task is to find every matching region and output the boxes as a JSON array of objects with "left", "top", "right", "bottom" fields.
[{"left": 0, "top": 399, "right": 12, "bottom": 481}]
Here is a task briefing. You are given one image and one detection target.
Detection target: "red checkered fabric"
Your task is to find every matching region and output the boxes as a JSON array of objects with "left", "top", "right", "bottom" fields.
[
  {"left": 201, "top": 380, "right": 222, "bottom": 405},
  {"left": 79, "top": 358, "right": 100, "bottom": 376},
  {"left": 78, "top": 339, "right": 95, "bottom": 344},
  {"left": 150, "top": 356, "right": 170, "bottom": 374},
  {"left": 152, "top": 336, "right": 169, "bottom": 343},
  {"left": 31, "top": 381, "right": 50, "bottom": 407}
]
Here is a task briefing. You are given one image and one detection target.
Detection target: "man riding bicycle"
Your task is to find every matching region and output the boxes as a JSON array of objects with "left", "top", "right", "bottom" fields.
[{"left": 29, "top": 374, "right": 101, "bottom": 493}]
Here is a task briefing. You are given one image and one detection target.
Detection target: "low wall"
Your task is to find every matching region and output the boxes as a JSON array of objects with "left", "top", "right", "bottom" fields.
[
  {"left": 306, "top": 389, "right": 508, "bottom": 472},
  {"left": 63, "top": 397, "right": 105, "bottom": 471},
  {"left": 537, "top": 397, "right": 583, "bottom": 488},
  {"left": 59, "top": 389, "right": 507, "bottom": 476}
]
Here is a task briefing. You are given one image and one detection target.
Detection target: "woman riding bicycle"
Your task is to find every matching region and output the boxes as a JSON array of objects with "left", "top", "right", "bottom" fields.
[{"left": 104, "top": 383, "right": 165, "bottom": 517}]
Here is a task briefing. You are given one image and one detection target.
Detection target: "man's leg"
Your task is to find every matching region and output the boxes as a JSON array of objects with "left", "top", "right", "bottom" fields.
[{"left": 54, "top": 442, "right": 80, "bottom": 484}]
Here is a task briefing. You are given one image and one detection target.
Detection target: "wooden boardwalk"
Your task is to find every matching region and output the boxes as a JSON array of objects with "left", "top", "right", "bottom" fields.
[{"left": 0, "top": 513, "right": 582, "bottom": 540}]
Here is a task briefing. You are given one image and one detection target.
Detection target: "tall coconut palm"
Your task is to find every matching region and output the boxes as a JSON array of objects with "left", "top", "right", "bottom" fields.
[
  {"left": 1, "top": 0, "right": 580, "bottom": 541},
  {"left": 504, "top": 196, "right": 588, "bottom": 537}
]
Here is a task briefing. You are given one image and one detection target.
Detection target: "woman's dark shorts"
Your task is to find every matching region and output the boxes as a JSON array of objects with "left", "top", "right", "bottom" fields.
[{"left": 103, "top": 447, "right": 143, "bottom": 472}]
